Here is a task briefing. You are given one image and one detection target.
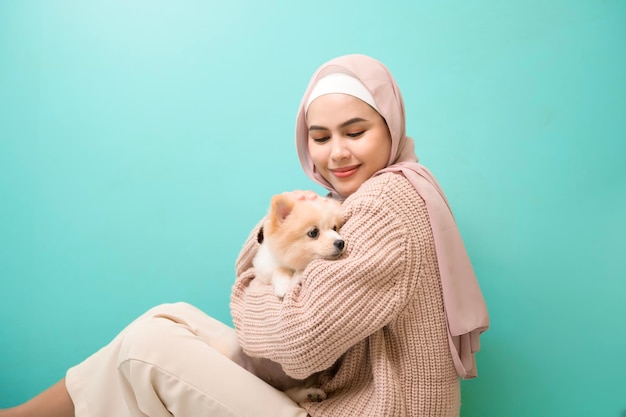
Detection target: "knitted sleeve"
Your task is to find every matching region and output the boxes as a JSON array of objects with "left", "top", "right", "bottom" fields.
[{"left": 230, "top": 176, "right": 421, "bottom": 380}]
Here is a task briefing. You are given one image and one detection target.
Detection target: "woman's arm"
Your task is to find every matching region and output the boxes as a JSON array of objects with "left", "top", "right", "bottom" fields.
[{"left": 231, "top": 187, "right": 420, "bottom": 379}]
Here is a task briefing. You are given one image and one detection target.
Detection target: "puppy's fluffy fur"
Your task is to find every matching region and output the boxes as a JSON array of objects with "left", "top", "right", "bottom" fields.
[
  {"left": 250, "top": 194, "right": 345, "bottom": 403},
  {"left": 253, "top": 194, "right": 345, "bottom": 298},
  {"left": 213, "top": 194, "right": 345, "bottom": 405}
]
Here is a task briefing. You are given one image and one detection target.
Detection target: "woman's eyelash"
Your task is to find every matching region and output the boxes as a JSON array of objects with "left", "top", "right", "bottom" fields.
[
  {"left": 311, "top": 131, "right": 364, "bottom": 142},
  {"left": 313, "top": 137, "right": 330, "bottom": 143}
]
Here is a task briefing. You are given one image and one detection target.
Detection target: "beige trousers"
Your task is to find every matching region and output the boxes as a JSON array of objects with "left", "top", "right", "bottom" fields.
[{"left": 65, "top": 302, "right": 308, "bottom": 417}]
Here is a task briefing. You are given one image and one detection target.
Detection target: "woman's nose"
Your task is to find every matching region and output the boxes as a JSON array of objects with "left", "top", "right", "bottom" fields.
[{"left": 330, "top": 138, "right": 350, "bottom": 160}]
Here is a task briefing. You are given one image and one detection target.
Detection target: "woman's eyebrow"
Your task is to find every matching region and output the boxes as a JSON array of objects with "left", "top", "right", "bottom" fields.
[
  {"left": 340, "top": 117, "right": 368, "bottom": 128},
  {"left": 308, "top": 117, "right": 368, "bottom": 131}
]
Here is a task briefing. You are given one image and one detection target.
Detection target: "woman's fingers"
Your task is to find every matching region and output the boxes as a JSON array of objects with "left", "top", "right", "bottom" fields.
[{"left": 281, "top": 190, "right": 319, "bottom": 201}]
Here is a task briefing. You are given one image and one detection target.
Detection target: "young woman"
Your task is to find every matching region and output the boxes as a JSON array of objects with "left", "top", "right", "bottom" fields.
[{"left": 1, "top": 54, "right": 489, "bottom": 417}]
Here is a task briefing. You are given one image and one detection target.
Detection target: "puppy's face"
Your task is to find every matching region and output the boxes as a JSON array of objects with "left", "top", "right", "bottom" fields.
[{"left": 264, "top": 195, "right": 345, "bottom": 271}]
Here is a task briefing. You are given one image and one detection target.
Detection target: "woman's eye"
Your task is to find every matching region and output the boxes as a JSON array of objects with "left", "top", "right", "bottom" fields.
[
  {"left": 311, "top": 136, "right": 330, "bottom": 143},
  {"left": 346, "top": 131, "right": 364, "bottom": 138},
  {"left": 307, "top": 227, "right": 319, "bottom": 238}
]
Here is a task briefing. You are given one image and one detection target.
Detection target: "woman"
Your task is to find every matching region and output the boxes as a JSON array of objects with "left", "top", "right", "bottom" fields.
[{"left": 1, "top": 54, "right": 489, "bottom": 417}]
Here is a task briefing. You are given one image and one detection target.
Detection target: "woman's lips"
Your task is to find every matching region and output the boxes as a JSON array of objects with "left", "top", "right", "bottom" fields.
[{"left": 331, "top": 165, "right": 359, "bottom": 178}]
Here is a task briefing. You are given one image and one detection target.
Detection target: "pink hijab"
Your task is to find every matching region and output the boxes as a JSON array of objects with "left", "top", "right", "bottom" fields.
[{"left": 295, "top": 54, "right": 489, "bottom": 379}]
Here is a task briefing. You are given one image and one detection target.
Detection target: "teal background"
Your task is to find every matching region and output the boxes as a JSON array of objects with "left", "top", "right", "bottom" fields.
[{"left": 1, "top": 1, "right": 625, "bottom": 415}]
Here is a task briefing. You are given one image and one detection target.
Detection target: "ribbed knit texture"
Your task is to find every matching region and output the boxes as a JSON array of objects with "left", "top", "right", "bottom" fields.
[{"left": 231, "top": 172, "right": 460, "bottom": 417}]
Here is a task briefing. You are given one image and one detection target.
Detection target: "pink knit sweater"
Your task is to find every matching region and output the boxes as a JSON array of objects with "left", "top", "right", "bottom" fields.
[{"left": 231, "top": 172, "right": 461, "bottom": 417}]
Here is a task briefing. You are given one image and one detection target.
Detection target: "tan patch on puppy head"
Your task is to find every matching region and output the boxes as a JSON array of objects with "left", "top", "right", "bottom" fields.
[{"left": 264, "top": 196, "right": 345, "bottom": 271}]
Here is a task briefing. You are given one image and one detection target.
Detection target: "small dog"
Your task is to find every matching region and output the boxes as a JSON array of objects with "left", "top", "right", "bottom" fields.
[
  {"left": 253, "top": 193, "right": 345, "bottom": 298},
  {"left": 214, "top": 194, "right": 345, "bottom": 404},
  {"left": 244, "top": 193, "right": 345, "bottom": 404}
]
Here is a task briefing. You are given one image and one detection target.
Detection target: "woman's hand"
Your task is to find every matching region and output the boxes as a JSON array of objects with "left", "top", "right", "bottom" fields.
[{"left": 281, "top": 190, "right": 320, "bottom": 201}]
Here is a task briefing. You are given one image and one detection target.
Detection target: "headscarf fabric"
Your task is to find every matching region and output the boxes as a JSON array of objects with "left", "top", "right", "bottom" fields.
[{"left": 295, "top": 54, "right": 489, "bottom": 379}]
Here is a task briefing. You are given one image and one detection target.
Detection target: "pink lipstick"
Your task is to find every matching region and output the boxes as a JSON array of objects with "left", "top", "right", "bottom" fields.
[{"left": 331, "top": 166, "right": 359, "bottom": 178}]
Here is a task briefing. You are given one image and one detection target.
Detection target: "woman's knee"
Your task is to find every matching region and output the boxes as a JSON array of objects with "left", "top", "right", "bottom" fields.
[
  {"left": 117, "top": 302, "right": 216, "bottom": 363},
  {"left": 117, "top": 312, "right": 183, "bottom": 368},
  {"left": 142, "top": 301, "right": 196, "bottom": 318}
]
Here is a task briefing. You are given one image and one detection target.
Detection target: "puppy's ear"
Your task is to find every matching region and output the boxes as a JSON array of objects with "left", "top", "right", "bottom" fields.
[{"left": 269, "top": 194, "right": 295, "bottom": 224}]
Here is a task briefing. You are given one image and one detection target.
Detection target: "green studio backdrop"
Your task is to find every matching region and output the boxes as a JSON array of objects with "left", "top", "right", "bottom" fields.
[{"left": 1, "top": 1, "right": 625, "bottom": 416}]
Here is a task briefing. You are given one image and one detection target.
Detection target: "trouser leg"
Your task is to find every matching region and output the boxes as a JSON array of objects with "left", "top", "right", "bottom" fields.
[{"left": 66, "top": 302, "right": 307, "bottom": 417}]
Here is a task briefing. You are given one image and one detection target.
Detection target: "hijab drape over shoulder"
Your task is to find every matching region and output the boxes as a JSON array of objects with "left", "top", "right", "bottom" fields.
[{"left": 295, "top": 54, "right": 489, "bottom": 379}]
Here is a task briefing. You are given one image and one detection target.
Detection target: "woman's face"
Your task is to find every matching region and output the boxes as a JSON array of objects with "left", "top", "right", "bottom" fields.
[{"left": 307, "top": 93, "right": 391, "bottom": 198}]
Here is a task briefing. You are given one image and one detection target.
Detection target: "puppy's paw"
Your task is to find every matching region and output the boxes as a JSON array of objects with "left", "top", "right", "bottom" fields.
[
  {"left": 285, "top": 387, "right": 327, "bottom": 404},
  {"left": 274, "top": 287, "right": 286, "bottom": 298},
  {"left": 305, "top": 388, "right": 327, "bottom": 402},
  {"left": 273, "top": 278, "right": 290, "bottom": 298}
]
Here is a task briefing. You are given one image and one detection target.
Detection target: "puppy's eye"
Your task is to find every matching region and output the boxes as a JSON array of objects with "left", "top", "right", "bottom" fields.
[
  {"left": 307, "top": 227, "right": 319, "bottom": 238},
  {"left": 332, "top": 225, "right": 338, "bottom": 231}
]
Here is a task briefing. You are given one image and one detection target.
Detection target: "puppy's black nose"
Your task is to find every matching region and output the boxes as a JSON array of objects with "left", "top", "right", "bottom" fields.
[{"left": 334, "top": 239, "right": 345, "bottom": 251}]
